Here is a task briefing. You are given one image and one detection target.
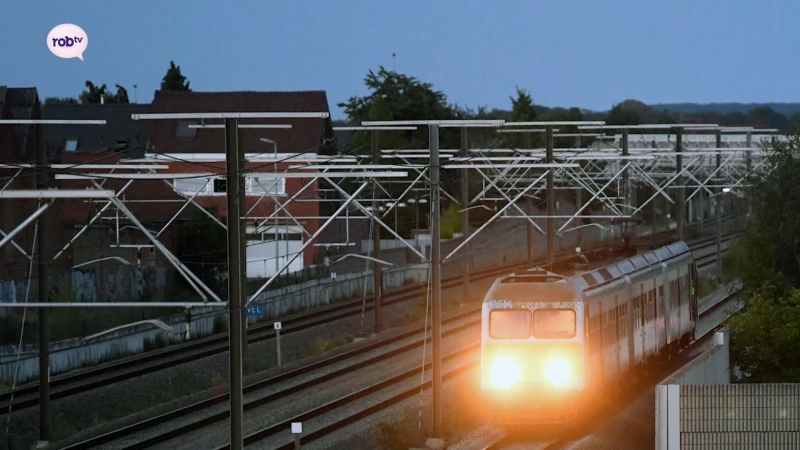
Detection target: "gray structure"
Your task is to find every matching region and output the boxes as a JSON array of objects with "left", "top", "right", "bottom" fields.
[{"left": 656, "top": 329, "right": 800, "bottom": 449}]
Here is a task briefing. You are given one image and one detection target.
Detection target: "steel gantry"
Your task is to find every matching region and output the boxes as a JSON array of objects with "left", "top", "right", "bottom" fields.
[
  {"left": 304, "top": 120, "right": 778, "bottom": 441},
  {"left": 0, "top": 113, "right": 780, "bottom": 448}
]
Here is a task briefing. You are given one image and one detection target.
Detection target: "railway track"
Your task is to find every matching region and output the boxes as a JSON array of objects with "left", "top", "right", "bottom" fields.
[
  {"left": 0, "top": 225, "right": 739, "bottom": 417},
  {"left": 55, "top": 237, "right": 735, "bottom": 450},
  {"left": 477, "top": 290, "right": 741, "bottom": 450}
]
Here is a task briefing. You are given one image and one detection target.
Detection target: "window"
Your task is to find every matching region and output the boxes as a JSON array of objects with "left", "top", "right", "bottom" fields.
[
  {"left": 176, "top": 121, "right": 198, "bottom": 138},
  {"left": 213, "top": 178, "right": 227, "bottom": 193},
  {"left": 64, "top": 139, "right": 78, "bottom": 151},
  {"left": 489, "top": 309, "right": 531, "bottom": 339},
  {"left": 533, "top": 308, "right": 576, "bottom": 339}
]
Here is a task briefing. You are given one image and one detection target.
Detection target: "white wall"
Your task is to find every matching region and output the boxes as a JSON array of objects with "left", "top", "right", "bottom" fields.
[{"left": 246, "top": 239, "right": 304, "bottom": 278}]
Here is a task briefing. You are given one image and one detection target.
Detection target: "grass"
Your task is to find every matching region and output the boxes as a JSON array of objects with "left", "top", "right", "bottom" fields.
[
  {"left": 308, "top": 337, "right": 342, "bottom": 356},
  {"left": 374, "top": 374, "right": 482, "bottom": 449},
  {"left": 376, "top": 413, "right": 419, "bottom": 450}
]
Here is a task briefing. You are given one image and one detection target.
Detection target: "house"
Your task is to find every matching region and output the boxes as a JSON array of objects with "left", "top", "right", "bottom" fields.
[
  {"left": 0, "top": 87, "right": 52, "bottom": 283},
  {"left": 39, "top": 102, "right": 183, "bottom": 300},
  {"left": 41, "top": 103, "right": 186, "bottom": 276},
  {"left": 144, "top": 89, "right": 337, "bottom": 278}
]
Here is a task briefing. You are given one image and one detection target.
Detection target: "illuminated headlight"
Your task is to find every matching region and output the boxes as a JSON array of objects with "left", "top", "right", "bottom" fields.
[
  {"left": 489, "top": 356, "right": 521, "bottom": 389},
  {"left": 543, "top": 358, "right": 571, "bottom": 386}
]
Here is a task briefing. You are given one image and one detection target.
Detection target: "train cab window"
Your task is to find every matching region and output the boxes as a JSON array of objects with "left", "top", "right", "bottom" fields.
[
  {"left": 533, "top": 308, "right": 576, "bottom": 339},
  {"left": 489, "top": 309, "right": 531, "bottom": 339}
]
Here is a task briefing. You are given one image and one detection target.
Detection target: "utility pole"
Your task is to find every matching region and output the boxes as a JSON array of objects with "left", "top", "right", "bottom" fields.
[
  {"left": 371, "top": 131, "right": 382, "bottom": 334},
  {"left": 36, "top": 123, "right": 51, "bottom": 444},
  {"left": 238, "top": 136, "right": 248, "bottom": 367},
  {"left": 715, "top": 196, "right": 722, "bottom": 281},
  {"left": 429, "top": 124, "right": 442, "bottom": 437},
  {"left": 225, "top": 118, "right": 244, "bottom": 450},
  {"left": 545, "top": 125, "right": 555, "bottom": 266},
  {"left": 675, "top": 127, "right": 684, "bottom": 241},
  {"left": 460, "top": 127, "right": 469, "bottom": 298},
  {"left": 524, "top": 131, "right": 533, "bottom": 267}
]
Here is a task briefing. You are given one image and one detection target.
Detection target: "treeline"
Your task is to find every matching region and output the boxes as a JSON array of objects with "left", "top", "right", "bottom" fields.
[
  {"left": 334, "top": 67, "right": 800, "bottom": 134},
  {"left": 723, "top": 134, "right": 800, "bottom": 383},
  {"left": 43, "top": 60, "right": 191, "bottom": 106}
]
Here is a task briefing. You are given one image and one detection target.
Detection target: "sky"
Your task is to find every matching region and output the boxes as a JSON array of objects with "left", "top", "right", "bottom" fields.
[{"left": 3, "top": 0, "right": 798, "bottom": 119}]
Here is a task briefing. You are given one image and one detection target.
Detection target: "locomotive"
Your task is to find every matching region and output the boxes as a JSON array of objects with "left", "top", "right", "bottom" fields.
[{"left": 479, "top": 241, "right": 698, "bottom": 423}]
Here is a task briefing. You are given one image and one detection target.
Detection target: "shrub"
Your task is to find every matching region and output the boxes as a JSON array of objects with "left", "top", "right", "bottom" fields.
[{"left": 308, "top": 337, "right": 341, "bottom": 355}]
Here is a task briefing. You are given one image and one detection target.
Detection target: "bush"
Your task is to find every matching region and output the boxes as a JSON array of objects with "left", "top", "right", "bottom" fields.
[
  {"left": 376, "top": 415, "right": 417, "bottom": 450},
  {"left": 308, "top": 337, "right": 341, "bottom": 355}
]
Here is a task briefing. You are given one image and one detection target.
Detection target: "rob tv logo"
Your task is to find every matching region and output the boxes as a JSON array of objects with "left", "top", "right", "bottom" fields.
[{"left": 47, "top": 24, "right": 88, "bottom": 60}]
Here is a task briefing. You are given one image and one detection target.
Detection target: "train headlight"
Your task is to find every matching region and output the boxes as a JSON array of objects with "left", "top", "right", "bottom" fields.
[
  {"left": 543, "top": 358, "right": 571, "bottom": 386},
  {"left": 489, "top": 356, "right": 521, "bottom": 389}
]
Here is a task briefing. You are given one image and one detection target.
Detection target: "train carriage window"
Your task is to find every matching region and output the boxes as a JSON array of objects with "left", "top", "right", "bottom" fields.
[
  {"left": 533, "top": 308, "right": 576, "bottom": 339},
  {"left": 489, "top": 309, "right": 531, "bottom": 339}
]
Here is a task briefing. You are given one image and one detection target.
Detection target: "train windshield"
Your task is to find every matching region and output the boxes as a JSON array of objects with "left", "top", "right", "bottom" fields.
[
  {"left": 489, "top": 309, "right": 531, "bottom": 339},
  {"left": 533, "top": 308, "right": 576, "bottom": 338}
]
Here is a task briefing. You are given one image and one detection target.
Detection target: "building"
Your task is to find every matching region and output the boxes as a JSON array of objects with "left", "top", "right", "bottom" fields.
[
  {"left": 0, "top": 88, "right": 342, "bottom": 305},
  {"left": 0, "top": 87, "right": 52, "bottom": 283},
  {"left": 41, "top": 102, "right": 183, "bottom": 280},
  {"left": 142, "top": 89, "right": 337, "bottom": 278}
]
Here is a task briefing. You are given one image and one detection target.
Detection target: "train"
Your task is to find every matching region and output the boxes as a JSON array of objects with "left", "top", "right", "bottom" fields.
[{"left": 479, "top": 241, "right": 698, "bottom": 424}]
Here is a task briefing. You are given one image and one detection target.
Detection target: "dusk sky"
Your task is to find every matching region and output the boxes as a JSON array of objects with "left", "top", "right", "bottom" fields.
[{"left": 3, "top": 0, "right": 797, "bottom": 119}]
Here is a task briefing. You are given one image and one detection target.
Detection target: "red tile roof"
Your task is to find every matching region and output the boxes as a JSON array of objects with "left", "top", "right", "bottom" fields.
[{"left": 147, "top": 90, "right": 332, "bottom": 155}]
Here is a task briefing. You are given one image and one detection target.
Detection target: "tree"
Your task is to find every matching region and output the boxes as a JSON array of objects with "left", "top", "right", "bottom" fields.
[
  {"left": 501, "top": 87, "right": 541, "bottom": 148},
  {"left": 723, "top": 131, "right": 800, "bottom": 382},
  {"left": 440, "top": 202, "right": 462, "bottom": 239},
  {"left": 161, "top": 60, "right": 191, "bottom": 92},
  {"left": 605, "top": 100, "right": 644, "bottom": 125},
  {"left": 339, "top": 67, "right": 453, "bottom": 124},
  {"left": 79, "top": 81, "right": 129, "bottom": 104},
  {"left": 726, "top": 286, "right": 800, "bottom": 382},
  {"left": 338, "top": 66, "right": 466, "bottom": 239},
  {"left": 509, "top": 87, "right": 536, "bottom": 123}
]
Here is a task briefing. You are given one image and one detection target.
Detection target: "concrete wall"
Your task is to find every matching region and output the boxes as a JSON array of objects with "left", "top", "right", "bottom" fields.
[
  {"left": 0, "top": 265, "right": 167, "bottom": 312},
  {"left": 654, "top": 328, "right": 791, "bottom": 450},
  {"left": 0, "top": 263, "right": 427, "bottom": 383}
]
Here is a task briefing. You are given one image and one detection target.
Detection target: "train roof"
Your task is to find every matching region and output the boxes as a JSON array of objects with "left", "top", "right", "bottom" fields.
[
  {"left": 575, "top": 240, "right": 692, "bottom": 291},
  {"left": 482, "top": 268, "right": 575, "bottom": 304},
  {"left": 481, "top": 241, "right": 693, "bottom": 305}
]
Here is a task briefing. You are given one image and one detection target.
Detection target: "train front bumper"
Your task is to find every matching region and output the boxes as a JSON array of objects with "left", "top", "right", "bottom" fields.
[{"left": 481, "top": 385, "right": 582, "bottom": 424}]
